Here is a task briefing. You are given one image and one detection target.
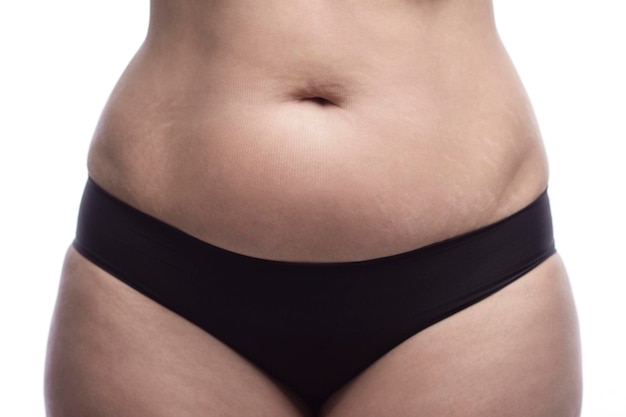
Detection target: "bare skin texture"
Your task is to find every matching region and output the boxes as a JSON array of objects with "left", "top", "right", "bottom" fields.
[{"left": 45, "top": 1, "right": 582, "bottom": 416}]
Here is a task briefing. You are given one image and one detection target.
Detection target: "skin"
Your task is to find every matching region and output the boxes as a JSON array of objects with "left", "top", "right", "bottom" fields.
[{"left": 45, "top": 0, "right": 582, "bottom": 415}]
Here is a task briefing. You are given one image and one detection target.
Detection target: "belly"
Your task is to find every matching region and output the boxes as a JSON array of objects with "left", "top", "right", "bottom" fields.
[{"left": 87, "top": 0, "right": 549, "bottom": 261}]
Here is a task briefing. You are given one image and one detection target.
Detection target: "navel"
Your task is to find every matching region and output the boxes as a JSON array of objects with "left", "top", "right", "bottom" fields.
[
  {"left": 289, "top": 80, "right": 350, "bottom": 108},
  {"left": 299, "top": 96, "right": 337, "bottom": 106}
]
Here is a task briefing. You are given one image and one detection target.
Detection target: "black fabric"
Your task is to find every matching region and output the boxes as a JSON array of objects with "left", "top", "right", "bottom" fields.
[{"left": 73, "top": 178, "right": 556, "bottom": 414}]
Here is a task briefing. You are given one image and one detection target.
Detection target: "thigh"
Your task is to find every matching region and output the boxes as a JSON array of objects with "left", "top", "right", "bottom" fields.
[
  {"left": 321, "top": 254, "right": 582, "bottom": 417},
  {"left": 45, "top": 246, "right": 309, "bottom": 417}
]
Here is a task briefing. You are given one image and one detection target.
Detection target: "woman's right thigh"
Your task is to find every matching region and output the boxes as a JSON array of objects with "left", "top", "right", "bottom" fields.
[{"left": 45, "top": 246, "right": 308, "bottom": 417}]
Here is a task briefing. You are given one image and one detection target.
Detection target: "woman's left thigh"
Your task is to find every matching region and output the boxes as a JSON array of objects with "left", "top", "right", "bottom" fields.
[{"left": 321, "top": 254, "right": 582, "bottom": 417}]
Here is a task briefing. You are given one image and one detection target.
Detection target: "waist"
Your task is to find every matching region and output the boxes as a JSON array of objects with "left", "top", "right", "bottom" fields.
[{"left": 86, "top": 37, "right": 549, "bottom": 262}]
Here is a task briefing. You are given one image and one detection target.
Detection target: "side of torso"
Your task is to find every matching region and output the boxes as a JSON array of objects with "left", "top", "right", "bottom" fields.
[{"left": 87, "top": 0, "right": 549, "bottom": 262}]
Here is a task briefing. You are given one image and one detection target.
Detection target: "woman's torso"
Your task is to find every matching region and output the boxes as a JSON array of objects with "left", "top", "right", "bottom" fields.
[{"left": 87, "top": 0, "right": 549, "bottom": 262}]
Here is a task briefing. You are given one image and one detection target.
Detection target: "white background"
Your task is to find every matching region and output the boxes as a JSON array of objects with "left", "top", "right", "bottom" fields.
[{"left": 1, "top": 1, "right": 624, "bottom": 416}]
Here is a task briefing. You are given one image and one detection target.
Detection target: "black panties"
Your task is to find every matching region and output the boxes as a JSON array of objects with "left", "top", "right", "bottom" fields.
[{"left": 73, "top": 178, "right": 555, "bottom": 414}]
